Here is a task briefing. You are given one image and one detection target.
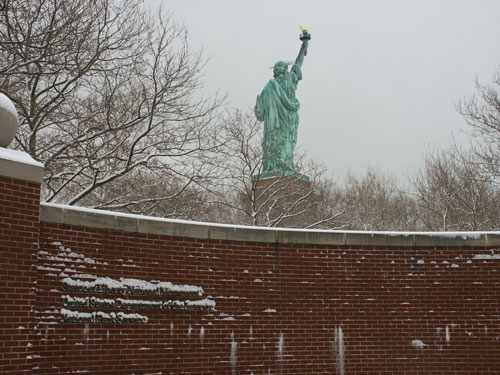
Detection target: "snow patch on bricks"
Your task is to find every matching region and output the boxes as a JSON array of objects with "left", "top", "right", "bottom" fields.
[
  {"left": 412, "top": 339, "right": 426, "bottom": 349},
  {"left": 333, "top": 326, "right": 345, "bottom": 375}
]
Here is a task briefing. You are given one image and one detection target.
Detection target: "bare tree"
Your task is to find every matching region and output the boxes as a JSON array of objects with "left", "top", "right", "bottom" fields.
[
  {"left": 88, "top": 169, "right": 214, "bottom": 221},
  {"left": 457, "top": 68, "right": 500, "bottom": 184},
  {"left": 305, "top": 178, "right": 349, "bottom": 230},
  {"left": 342, "top": 167, "right": 417, "bottom": 231},
  {"left": 211, "top": 110, "right": 345, "bottom": 228},
  {"left": 1, "top": 0, "right": 223, "bottom": 214},
  {"left": 412, "top": 148, "right": 500, "bottom": 231}
]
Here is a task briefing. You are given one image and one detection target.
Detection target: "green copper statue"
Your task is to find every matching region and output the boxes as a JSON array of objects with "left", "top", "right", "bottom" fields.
[{"left": 254, "top": 27, "right": 311, "bottom": 179}]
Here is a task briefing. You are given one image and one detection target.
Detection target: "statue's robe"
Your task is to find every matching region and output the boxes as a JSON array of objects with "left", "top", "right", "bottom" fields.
[{"left": 255, "top": 64, "right": 302, "bottom": 173}]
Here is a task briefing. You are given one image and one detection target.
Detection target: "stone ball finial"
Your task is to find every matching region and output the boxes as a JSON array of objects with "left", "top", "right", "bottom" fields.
[{"left": 0, "top": 93, "right": 19, "bottom": 148}]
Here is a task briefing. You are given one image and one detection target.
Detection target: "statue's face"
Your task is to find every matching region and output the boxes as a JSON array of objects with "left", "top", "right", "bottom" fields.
[{"left": 273, "top": 62, "right": 288, "bottom": 78}]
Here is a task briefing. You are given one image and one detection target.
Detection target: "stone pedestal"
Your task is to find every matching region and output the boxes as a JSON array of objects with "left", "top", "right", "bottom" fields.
[{"left": 242, "top": 174, "right": 315, "bottom": 227}]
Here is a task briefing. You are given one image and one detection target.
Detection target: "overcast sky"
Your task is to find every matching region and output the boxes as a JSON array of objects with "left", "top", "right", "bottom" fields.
[{"left": 152, "top": 0, "right": 500, "bottom": 180}]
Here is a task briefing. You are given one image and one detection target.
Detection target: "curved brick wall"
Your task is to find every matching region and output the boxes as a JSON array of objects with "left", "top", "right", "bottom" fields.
[
  {"left": 35, "top": 204, "right": 500, "bottom": 375},
  {"left": 1, "top": 154, "right": 500, "bottom": 374}
]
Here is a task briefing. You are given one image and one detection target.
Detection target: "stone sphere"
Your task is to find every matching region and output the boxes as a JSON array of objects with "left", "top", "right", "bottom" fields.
[{"left": 0, "top": 93, "right": 19, "bottom": 148}]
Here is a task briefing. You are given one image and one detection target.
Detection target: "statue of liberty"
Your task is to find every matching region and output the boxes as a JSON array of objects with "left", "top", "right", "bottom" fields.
[{"left": 254, "top": 27, "right": 310, "bottom": 180}]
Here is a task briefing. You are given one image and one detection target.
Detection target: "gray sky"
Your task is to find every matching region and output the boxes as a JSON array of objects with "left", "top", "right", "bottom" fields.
[{"left": 152, "top": 0, "right": 500, "bottom": 180}]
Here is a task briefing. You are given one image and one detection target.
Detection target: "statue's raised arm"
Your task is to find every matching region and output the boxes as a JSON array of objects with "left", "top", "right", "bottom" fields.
[{"left": 295, "top": 26, "right": 311, "bottom": 69}]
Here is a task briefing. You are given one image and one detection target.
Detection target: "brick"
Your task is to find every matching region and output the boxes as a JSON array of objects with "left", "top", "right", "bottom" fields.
[{"left": 4, "top": 174, "right": 500, "bottom": 374}]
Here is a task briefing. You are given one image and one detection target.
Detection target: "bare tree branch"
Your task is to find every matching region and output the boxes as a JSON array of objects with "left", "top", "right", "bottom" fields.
[{"left": 1, "top": 0, "right": 224, "bottom": 216}]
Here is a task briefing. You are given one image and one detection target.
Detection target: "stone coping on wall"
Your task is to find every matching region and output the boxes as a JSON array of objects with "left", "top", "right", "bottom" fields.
[
  {"left": 40, "top": 202, "right": 500, "bottom": 247},
  {"left": 0, "top": 147, "right": 44, "bottom": 183}
]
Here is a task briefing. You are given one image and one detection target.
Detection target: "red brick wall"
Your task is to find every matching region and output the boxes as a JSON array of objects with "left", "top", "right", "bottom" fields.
[
  {"left": 1, "top": 164, "right": 499, "bottom": 375},
  {"left": 0, "top": 176, "right": 40, "bottom": 375},
  {"left": 34, "top": 220, "right": 500, "bottom": 374}
]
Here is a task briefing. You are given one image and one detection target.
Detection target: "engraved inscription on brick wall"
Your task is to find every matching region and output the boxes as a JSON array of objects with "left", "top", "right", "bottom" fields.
[{"left": 60, "top": 277, "right": 215, "bottom": 324}]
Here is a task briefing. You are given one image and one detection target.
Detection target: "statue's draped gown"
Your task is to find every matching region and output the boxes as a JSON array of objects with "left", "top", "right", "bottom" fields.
[{"left": 255, "top": 64, "right": 302, "bottom": 173}]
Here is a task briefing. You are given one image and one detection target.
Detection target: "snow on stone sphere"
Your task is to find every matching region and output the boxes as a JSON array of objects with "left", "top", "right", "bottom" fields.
[{"left": 0, "top": 93, "right": 18, "bottom": 147}]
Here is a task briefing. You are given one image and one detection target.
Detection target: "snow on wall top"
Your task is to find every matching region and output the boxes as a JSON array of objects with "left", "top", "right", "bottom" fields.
[
  {"left": 40, "top": 202, "right": 500, "bottom": 247},
  {"left": 0, "top": 148, "right": 43, "bottom": 168}
]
